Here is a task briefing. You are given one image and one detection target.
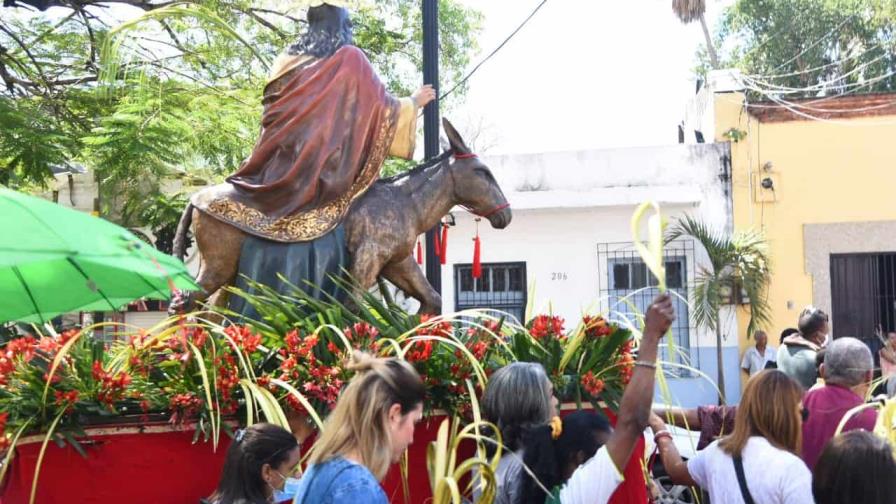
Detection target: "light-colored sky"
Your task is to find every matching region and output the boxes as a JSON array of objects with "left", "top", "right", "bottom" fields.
[
  {"left": 452, "top": 0, "right": 734, "bottom": 154},
  {"left": 21, "top": 0, "right": 733, "bottom": 155}
]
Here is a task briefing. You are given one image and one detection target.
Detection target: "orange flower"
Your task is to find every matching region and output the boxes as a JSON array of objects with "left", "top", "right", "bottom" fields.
[{"left": 581, "top": 371, "right": 605, "bottom": 397}]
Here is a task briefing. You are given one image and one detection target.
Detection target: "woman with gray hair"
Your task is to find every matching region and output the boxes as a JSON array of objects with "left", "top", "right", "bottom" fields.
[
  {"left": 478, "top": 362, "right": 559, "bottom": 504},
  {"left": 477, "top": 294, "right": 675, "bottom": 504}
]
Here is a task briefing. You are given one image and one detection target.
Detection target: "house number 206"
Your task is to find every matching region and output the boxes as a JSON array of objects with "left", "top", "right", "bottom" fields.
[{"left": 551, "top": 272, "right": 568, "bottom": 281}]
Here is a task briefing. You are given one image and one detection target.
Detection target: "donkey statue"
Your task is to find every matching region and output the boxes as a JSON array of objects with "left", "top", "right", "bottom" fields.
[{"left": 170, "top": 119, "right": 512, "bottom": 314}]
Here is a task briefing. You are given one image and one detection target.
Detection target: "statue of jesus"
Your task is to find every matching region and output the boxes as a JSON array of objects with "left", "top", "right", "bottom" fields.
[{"left": 193, "top": 2, "right": 436, "bottom": 243}]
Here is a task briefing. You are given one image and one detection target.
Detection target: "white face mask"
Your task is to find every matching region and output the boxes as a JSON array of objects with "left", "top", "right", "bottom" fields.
[{"left": 270, "top": 472, "right": 301, "bottom": 502}]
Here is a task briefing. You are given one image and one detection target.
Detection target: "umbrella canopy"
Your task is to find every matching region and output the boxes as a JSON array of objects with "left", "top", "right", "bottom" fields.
[{"left": 0, "top": 187, "right": 199, "bottom": 324}]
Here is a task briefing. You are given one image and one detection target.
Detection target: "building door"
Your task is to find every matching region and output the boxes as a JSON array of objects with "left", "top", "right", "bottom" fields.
[{"left": 830, "top": 253, "right": 896, "bottom": 354}]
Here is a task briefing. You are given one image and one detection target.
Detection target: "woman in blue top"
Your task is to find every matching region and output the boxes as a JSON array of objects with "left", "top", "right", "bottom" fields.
[{"left": 292, "top": 351, "right": 425, "bottom": 504}]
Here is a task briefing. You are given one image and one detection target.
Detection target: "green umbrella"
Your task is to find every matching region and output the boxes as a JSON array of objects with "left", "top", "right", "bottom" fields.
[{"left": 0, "top": 187, "right": 199, "bottom": 324}]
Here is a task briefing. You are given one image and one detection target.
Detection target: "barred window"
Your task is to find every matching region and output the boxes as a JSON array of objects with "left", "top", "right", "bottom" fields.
[{"left": 455, "top": 262, "right": 526, "bottom": 324}]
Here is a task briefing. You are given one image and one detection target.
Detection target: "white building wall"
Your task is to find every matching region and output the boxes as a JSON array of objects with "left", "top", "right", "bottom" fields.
[{"left": 433, "top": 143, "right": 741, "bottom": 405}]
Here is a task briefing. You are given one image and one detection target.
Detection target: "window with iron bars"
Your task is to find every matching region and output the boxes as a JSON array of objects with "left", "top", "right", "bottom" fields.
[
  {"left": 598, "top": 241, "right": 698, "bottom": 375},
  {"left": 454, "top": 262, "right": 527, "bottom": 325}
]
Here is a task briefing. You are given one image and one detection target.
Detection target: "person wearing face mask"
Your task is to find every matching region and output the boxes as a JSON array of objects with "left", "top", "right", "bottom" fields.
[
  {"left": 291, "top": 351, "right": 425, "bottom": 504},
  {"left": 778, "top": 306, "right": 829, "bottom": 390},
  {"left": 205, "top": 423, "right": 302, "bottom": 504}
]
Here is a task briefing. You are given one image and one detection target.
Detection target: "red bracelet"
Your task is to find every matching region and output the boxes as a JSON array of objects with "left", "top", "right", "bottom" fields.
[{"left": 654, "top": 430, "right": 673, "bottom": 444}]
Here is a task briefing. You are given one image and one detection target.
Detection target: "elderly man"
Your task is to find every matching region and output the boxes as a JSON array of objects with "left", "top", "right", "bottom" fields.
[
  {"left": 741, "top": 330, "right": 776, "bottom": 377},
  {"left": 801, "top": 337, "right": 877, "bottom": 470}
]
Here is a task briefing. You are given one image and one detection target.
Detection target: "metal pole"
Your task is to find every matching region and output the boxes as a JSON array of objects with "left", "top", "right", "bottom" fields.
[{"left": 422, "top": 0, "right": 442, "bottom": 308}]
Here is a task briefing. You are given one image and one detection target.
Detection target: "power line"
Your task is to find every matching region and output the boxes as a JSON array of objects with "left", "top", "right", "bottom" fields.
[
  {"left": 741, "top": 51, "right": 894, "bottom": 95},
  {"left": 736, "top": 74, "right": 896, "bottom": 126},
  {"left": 746, "top": 41, "right": 890, "bottom": 80},
  {"left": 438, "top": 0, "right": 549, "bottom": 102},
  {"left": 769, "top": 14, "right": 857, "bottom": 72}
]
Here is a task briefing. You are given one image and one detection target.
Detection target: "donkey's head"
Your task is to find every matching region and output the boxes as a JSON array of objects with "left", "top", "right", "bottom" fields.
[{"left": 443, "top": 119, "right": 512, "bottom": 229}]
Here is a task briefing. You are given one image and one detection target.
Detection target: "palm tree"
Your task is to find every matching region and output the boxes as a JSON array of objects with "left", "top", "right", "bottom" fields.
[
  {"left": 672, "top": 0, "right": 719, "bottom": 69},
  {"left": 667, "top": 216, "right": 771, "bottom": 404}
]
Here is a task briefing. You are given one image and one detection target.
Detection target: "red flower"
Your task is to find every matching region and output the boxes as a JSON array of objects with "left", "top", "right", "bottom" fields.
[
  {"left": 344, "top": 322, "right": 379, "bottom": 343},
  {"left": 529, "top": 315, "right": 565, "bottom": 340},
  {"left": 224, "top": 325, "right": 262, "bottom": 354},
  {"left": 0, "top": 412, "right": 8, "bottom": 451},
  {"left": 92, "top": 361, "right": 132, "bottom": 407},
  {"left": 42, "top": 372, "right": 62, "bottom": 384},
  {"left": 285, "top": 330, "right": 302, "bottom": 353},
  {"left": 417, "top": 314, "right": 453, "bottom": 337},
  {"left": 169, "top": 393, "right": 203, "bottom": 423},
  {"left": 215, "top": 354, "right": 240, "bottom": 403},
  {"left": 406, "top": 340, "right": 433, "bottom": 362},
  {"left": 58, "top": 329, "right": 79, "bottom": 346},
  {"left": 583, "top": 316, "right": 613, "bottom": 338},
  {"left": 466, "top": 341, "right": 488, "bottom": 361},
  {"left": 37, "top": 337, "right": 60, "bottom": 355},
  {"left": 92, "top": 361, "right": 105, "bottom": 380},
  {"left": 483, "top": 319, "right": 502, "bottom": 334},
  {"left": 618, "top": 352, "right": 635, "bottom": 385},
  {"left": 5, "top": 336, "right": 36, "bottom": 363},
  {"left": 54, "top": 390, "right": 80, "bottom": 412},
  {"left": 581, "top": 371, "right": 605, "bottom": 397}
]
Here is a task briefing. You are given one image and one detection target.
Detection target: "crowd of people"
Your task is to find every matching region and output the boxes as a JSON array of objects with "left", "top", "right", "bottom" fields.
[{"left": 202, "top": 298, "right": 895, "bottom": 504}]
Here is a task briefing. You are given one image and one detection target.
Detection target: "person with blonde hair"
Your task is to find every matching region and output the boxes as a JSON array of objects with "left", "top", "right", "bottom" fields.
[
  {"left": 649, "top": 370, "right": 813, "bottom": 504},
  {"left": 291, "top": 351, "right": 425, "bottom": 503}
]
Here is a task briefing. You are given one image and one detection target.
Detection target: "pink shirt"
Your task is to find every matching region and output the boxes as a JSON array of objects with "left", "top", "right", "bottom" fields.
[{"left": 801, "top": 384, "right": 876, "bottom": 470}]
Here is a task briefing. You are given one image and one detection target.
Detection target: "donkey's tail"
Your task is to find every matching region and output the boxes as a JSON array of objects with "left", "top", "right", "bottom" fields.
[{"left": 172, "top": 202, "right": 194, "bottom": 261}]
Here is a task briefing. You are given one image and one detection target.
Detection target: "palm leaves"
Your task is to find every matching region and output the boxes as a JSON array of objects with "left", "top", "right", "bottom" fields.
[
  {"left": 672, "top": 0, "right": 706, "bottom": 23},
  {"left": 667, "top": 215, "right": 771, "bottom": 403},
  {"left": 667, "top": 215, "right": 771, "bottom": 334},
  {"left": 671, "top": 0, "right": 719, "bottom": 68}
]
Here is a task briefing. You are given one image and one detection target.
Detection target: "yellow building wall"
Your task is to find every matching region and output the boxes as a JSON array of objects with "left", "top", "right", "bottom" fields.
[{"left": 714, "top": 92, "right": 896, "bottom": 387}]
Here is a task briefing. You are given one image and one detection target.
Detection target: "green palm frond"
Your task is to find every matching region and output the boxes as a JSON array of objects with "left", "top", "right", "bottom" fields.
[
  {"left": 666, "top": 215, "right": 732, "bottom": 272},
  {"left": 691, "top": 270, "right": 723, "bottom": 331},
  {"left": 670, "top": 216, "right": 772, "bottom": 336}
]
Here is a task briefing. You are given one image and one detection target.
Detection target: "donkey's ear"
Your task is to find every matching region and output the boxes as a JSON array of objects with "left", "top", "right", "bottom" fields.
[{"left": 442, "top": 118, "right": 471, "bottom": 155}]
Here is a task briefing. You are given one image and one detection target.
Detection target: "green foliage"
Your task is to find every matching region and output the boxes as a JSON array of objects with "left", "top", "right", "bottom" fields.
[
  {"left": 722, "top": 127, "right": 747, "bottom": 142},
  {"left": 666, "top": 215, "right": 772, "bottom": 336},
  {"left": 705, "top": 0, "right": 896, "bottom": 96},
  {"left": 0, "top": 0, "right": 482, "bottom": 227},
  {"left": 229, "top": 279, "right": 636, "bottom": 415}
]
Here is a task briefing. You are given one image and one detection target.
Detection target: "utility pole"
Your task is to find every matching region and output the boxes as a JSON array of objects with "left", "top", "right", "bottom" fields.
[{"left": 422, "top": 0, "right": 442, "bottom": 309}]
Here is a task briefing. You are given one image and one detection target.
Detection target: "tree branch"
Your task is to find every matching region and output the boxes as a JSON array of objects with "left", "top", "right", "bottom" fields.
[
  {"left": 74, "top": 5, "right": 98, "bottom": 69},
  {"left": 250, "top": 8, "right": 304, "bottom": 24},
  {"left": 3, "top": 0, "right": 177, "bottom": 11},
  {"left": 0, "top": 22, "right": 50, "bottom": 85},
  {"left": 239, "top": 7, "right": 287, "bottom": 40}
]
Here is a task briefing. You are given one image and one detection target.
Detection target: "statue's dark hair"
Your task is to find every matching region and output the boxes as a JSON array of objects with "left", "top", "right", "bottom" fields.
[{"left": 288, "top": 4, "right": 354, "bottom": 58}]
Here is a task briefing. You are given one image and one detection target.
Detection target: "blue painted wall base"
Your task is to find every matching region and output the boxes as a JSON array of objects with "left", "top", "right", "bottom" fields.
[{"left": 655, "top": 346, "right": 742, "bottom": 407}]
